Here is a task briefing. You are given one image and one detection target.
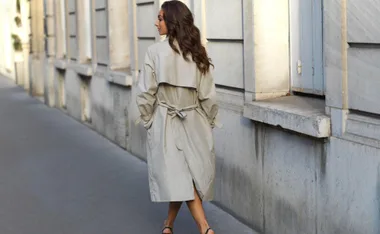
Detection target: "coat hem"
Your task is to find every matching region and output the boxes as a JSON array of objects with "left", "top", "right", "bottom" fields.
[
  {"left": 151, "top": 197, "right": 215, "bottom": 203},
  {"left": 151, "top": 195, "right": 195, "bottom": 203}
]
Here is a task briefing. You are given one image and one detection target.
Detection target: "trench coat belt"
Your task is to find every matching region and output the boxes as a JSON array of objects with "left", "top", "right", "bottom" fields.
[
  {"left": 157, "top": 101, "right": 199, "bottom": 120},
  {"left": 159, "top": 101, "right": 222, "bottom": 128},
  {"left": 157, "top": 101, "right": 199, "bottom": 150},
  {"left": 134, "top": 101, "right": 199, "bottom": 127}
]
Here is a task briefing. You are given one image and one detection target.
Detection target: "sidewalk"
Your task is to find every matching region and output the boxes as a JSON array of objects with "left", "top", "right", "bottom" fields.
[{"left": 0, "top": 75, "right": 255, "bottom": 234}]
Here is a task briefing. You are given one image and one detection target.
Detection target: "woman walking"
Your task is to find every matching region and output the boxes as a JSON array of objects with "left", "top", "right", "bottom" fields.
[{"left": 136, "top": 1, "right": 218, "bottom": 233}]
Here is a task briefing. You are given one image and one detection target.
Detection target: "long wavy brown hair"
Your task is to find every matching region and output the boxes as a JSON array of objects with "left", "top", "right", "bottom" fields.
[{"left": 161, "top": 0, "right": 213, "bottom": 75}]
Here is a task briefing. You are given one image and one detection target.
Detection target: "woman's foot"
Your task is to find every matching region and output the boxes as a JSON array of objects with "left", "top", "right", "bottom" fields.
[
  {"left": 204, "top": 227, "right": 215, "bottom": 234},
  {"left": 162, "top": 220, "right": 173, "bottom": 234},
  {"left": 185, "top": 187, "right": 215, "bottom": 234},
  {"left": 163, "top": 202, "right": 182, "bottom": 233},
  {"left": 162, "top": 226, "right": 173, "bottom": 234}
]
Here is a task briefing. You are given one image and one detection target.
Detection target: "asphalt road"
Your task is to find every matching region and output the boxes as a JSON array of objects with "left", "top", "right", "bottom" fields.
[{"left": 0, "top": 75, "right": 255, "bottom": 234}]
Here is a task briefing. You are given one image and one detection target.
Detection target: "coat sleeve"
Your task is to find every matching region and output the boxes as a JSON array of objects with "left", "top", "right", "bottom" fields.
[
  {"left": 136, "top": 50, "right": 158, "bottom": 129},
  {"left": 198, "top": 71, "right": 219, "bottom": 128}
]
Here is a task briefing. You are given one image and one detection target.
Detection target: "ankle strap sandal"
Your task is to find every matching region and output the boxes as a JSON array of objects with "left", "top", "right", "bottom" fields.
[{"left": 162, "top": 226, "right": 173, "bottom": 234}]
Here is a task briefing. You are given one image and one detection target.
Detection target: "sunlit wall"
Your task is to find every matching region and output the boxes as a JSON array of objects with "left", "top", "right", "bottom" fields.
[
  {"left": 0, "top": 0, "right": 29, "bottom": 80},
  {"left": 0, "top": 0, "right": 15, "bottom": 79}
]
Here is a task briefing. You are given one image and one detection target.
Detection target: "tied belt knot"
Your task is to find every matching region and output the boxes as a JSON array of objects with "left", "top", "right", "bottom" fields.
[
  {"left": 134, "top": 101, "right": 199, "bottom": 128},
  {"left": 157, "top": 101, "right": 199, "bottom": 150},
  {"left": 157, "top": 101, "right": 198, "bottom": 120}
]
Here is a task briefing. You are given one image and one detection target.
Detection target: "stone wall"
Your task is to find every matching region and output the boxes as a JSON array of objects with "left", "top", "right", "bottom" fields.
[{"left": 25, "top": 0, "right": 380, "bottom": 233}]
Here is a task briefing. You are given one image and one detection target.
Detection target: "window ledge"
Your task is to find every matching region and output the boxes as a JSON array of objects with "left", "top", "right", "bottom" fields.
[
  {"left": 54, "top": 59, "right": 67, "bottom": 70},
  {"left": 106, "top": 69, "right": 133, "bottom": 87},
  {"left": 243, "top": 96, "right": 331, "bottom": 138},
  {"left": 68, "top": 63, "right": 93, "bottom": 77}
]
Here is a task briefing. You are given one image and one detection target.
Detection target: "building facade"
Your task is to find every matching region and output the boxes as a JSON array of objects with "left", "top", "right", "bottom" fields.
[{"left": 22, "top": 0, "right": 380, "bottom": 233}]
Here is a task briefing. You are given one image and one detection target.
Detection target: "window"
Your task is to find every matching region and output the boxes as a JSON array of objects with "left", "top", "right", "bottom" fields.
[
  {"left": 290, "top": 0, "right": 324, "bottom": 95},
  {"left": 44, "top": 0, "right": 55, "bottom": 57},
  {"left": 94, "top": 0, "right": 108, "bottom": 67},
  {"left": 67, "top": 0, "right": 77, "bottom": 61},
  {"left": 135, "top": 0, "right": 155, "bottom": 71},
  {"left": 205, "top": 0, "right": 244, "bottom": 89}
]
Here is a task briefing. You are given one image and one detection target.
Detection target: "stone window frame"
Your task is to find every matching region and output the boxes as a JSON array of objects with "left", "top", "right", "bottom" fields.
[
  {"left": 242, "top": 0, "right": 331, "bottom": 139},
  {"left": 99, "top": 0, "right": 135, "bottom": 87},
  {"left": 44, "top": 0, "right": 55, "bottom": 58},
  {"left": 77, "top": 0, "right": 92, "bottom": 64},
  {"left": 107, "top": 0, "right": 131, "bottom": 71},
  {"left": 54, "top": 0, "right": 67, "bottom": 59}
]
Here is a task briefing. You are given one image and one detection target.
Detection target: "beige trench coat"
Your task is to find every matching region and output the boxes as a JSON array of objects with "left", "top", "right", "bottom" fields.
[{"left": 136, "top": 39, "right": 219, "bottom": 202}]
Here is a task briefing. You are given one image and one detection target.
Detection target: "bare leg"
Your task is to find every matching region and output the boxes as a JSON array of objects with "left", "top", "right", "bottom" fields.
[
  {"left": 186, "top": 188, "right": 215, "bottom": 234},
  {"left": 162, "top": 202, "right": 182, "bottom": 233}
]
